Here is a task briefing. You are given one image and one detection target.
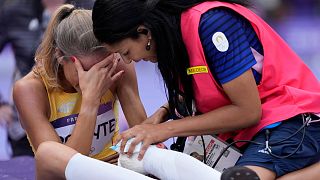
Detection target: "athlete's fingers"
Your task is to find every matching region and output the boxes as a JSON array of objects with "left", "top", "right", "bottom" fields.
[
  {"left": 102, "top": 153, "right": 119, "bottom": 163},
  {"left": 107, "top": 58, "right": 119, "bottom": 76},
  {"left": 72, "top": 56, "right": 84, "bottom": 73},
  {"left": 110, "top": 161, "right": 118, "bottom": 165},
  {"left": 107, "top": 157, "right": 119, "bottom": 165},
  {"left": 96, "top": 53, "right": 115, "bottom": 69},
  {"left": 111, "top": 70, "right": 125, "bottom": 82}
]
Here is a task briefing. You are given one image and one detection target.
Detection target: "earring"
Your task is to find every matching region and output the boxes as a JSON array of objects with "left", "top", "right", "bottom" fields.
[{"left": 146, "top": 39, "right": 151, "bottom": 51}]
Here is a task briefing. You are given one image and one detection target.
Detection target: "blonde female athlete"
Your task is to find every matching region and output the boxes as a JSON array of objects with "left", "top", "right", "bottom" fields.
[{"left": 12, "top": 3, "right": 146, "bottom": 172}]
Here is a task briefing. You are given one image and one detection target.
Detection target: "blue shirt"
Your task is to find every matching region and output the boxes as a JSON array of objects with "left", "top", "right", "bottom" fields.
[{"left": 199, "top": 8, "right": 263, "bottom": 85}]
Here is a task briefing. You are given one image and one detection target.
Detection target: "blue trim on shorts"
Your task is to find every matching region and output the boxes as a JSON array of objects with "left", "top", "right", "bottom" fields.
[
  {"left": 263, "top": 122, "right": 281, "bottom": 129},
  {"left": 236, "top": 114, "right": 320, "bottom": 177}
]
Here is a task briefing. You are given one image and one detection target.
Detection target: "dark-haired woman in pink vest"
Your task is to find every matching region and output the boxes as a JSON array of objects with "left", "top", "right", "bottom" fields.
[
  {"left": 34, "top": 1, "right": 320, "bottom": 179},
  {"left": 92, "top": 0, "right": 320, "bottom": 178}
]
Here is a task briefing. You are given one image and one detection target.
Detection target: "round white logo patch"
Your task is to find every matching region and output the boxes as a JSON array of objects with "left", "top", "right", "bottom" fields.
[{"left": 212, "top": 32, "right": 229, "bottom": 52}]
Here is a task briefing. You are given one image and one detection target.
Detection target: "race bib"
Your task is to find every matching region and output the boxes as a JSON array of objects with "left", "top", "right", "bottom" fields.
[{"left": 52, "top": 102, "right": 116, "bottom": 156}]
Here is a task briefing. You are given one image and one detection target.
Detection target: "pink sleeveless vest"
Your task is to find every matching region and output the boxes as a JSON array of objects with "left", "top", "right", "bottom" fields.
[{"left": 181, "top": 1, "right": 320, "bottom": 145}]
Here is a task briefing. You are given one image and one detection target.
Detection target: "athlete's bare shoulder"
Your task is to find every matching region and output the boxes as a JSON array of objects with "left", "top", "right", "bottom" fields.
[
  {"left": 13, "top": 71, "right": 50, "bottom": 121},
  {"left": 14, "top": 72, "right": 45, "bottom": 92}
]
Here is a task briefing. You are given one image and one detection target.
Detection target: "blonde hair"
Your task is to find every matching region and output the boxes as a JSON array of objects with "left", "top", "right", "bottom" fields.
[{"left": 34, "top": 4, "right": 101, "bottom": 89}]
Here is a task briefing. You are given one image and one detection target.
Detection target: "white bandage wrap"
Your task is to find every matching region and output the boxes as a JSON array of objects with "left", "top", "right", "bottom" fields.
[
  {"left": 112, "top": 139, "right": 221, "bottom": 180},
  {"left": 118, "top": 153, "right": 146, "bottom": 174},
  {"left": 143, "top": 146, "right": 221, "bottom": 180},
  {"left": 112, "top": 139, "right": 147, "bottom": 174}
]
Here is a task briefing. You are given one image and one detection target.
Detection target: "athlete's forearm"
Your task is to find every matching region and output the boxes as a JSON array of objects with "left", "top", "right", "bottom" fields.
[{"left": 65, "top": 98, "right": 99, "bottom": 155}]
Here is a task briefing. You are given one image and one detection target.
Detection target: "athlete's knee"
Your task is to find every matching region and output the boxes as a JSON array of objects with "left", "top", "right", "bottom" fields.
[
  {"left": 35, "top": 141, "right": 60, "bottom": 166},
  {"left": 36, "top": 141, "right": 69, "bottom": 180}
]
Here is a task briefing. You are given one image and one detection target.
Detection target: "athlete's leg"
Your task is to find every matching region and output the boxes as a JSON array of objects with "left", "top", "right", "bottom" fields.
[
  {"left": 35, "top": 141, "right": 154, "bottom": 180},
  {"left": 35, "top": 141, "right": 77, "bottom": 180}
]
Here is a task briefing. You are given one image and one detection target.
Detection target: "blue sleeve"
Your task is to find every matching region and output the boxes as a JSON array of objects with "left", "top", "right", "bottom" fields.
[{"left": 199, "top": 8, "right": 257, "bottom": 84}]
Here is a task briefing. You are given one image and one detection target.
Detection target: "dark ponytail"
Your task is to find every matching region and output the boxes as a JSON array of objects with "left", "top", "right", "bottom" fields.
[{"left": 92, "top": 0, "right": 250, "bottom": 113}]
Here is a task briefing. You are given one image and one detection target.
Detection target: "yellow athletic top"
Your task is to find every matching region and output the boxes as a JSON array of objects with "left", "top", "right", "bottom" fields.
[{"left": 29, "top": 74, "right": 119, "bottom": 160}]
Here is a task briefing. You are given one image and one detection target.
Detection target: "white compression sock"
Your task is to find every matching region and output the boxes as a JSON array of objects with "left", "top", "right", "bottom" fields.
[
  {"left": 112, "top": 139, "right": 221, "bottom": 179},
  {"left": 143, "top": 146, "right": 221, "bottom": 180},
  {"left": 65, "top": 153, "right": 154, "bottom": 180}
]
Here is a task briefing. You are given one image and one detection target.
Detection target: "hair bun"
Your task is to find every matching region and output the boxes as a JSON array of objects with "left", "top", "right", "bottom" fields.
[{"left": 60, "top": 7, "right": 76, "bottom": 21}]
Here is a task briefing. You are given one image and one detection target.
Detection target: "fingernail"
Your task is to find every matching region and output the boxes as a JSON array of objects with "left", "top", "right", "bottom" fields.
[{"left": 70, "top": 56, "right": 76, "bottom": 62}]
